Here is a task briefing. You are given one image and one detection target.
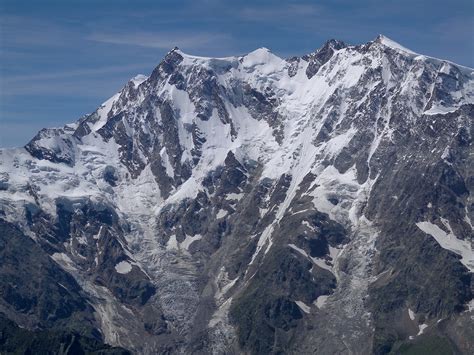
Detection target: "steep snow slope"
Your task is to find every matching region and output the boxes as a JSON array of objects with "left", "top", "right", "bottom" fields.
[{"left": 0, "top": 36, "right": 473, "bottom": 354}]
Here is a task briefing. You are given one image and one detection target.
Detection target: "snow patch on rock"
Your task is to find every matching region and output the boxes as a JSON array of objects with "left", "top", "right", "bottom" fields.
[
  {"left": 315, "top": 295, "right": 329, "bottom": 309},
  {"left": 115, "top": 261, "right": 132, "bottom": 274},
  {"left": 295, "top": 300, "right": 311, "bottom": 314},
  {"left": 416, "top": 221, "right": 474, "bottom": 271}
]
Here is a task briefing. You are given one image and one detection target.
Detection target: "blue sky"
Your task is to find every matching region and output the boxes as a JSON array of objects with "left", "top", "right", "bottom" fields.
[{"left": 1, "top": 0, "right": 473, "bottom": 147}]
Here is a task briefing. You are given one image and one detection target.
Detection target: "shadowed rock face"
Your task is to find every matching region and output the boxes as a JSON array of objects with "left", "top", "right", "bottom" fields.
[
  {"left": 0, "top": 313, "right": 130, "bottom": 355},
  {"left": 1, "top": 36, "right": 473, "bottom": 354},
  {"left": 0, "top": 220, "right": 95, "bottom": 332}
]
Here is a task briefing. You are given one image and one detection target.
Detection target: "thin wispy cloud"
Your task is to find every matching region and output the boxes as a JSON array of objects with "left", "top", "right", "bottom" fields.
[
  {"left": 0, "top": 15, "right": 78, "bottom": 47},
  {"left": 2, "top": 63, "right": 151, "bottom": 85},
  {"left": 87, "top": 31, "right": 232, "bottom": 50},
  {"left": 240, "top": 3, "right": 322, "bottom": 21}
]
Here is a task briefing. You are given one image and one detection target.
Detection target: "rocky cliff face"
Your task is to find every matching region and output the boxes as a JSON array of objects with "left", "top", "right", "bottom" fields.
[{"left": 1, "top": 35, "right": 473, "bottom": 354}]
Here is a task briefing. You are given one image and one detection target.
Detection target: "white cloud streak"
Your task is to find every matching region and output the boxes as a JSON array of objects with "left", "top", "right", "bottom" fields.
[
  {"left": 2, "top": 63, "right": 151, "bottom": 84},
  {"left": 87, "top": 31, "right": 232, "bottom": 50},
  {"left": 239, "top": 3, "right": 322, "bottom": 21}
]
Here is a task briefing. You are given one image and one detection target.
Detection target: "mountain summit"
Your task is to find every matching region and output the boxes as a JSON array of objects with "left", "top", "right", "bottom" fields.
[{"left": 0, "top": 36, "right": 473, "bottom": 354}]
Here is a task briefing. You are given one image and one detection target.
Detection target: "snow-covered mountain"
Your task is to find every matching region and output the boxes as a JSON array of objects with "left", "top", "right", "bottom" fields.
[{"left": 1, "top": 35, "right": 473, "bottom": 354}]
